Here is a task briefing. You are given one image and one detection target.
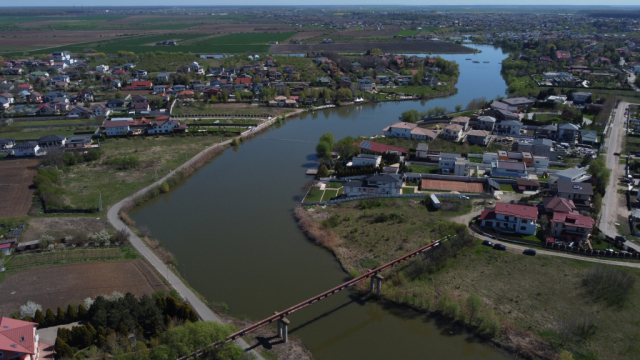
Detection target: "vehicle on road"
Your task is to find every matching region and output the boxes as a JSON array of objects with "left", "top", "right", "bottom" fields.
[
  {"left": 482, "top": 240, "right": 494, "bottom": 247},
  {"left": 615, "top": 235, "right": 628, "bottom": 243},
  {"left": 614, "top": 152, "right": 621, "bottom": 156},
  {"left": 493, "top": 244, "right": 507, "bottom": 251},
  {"left": 523, "top": 249, "right": 537, "bottom": 256}
]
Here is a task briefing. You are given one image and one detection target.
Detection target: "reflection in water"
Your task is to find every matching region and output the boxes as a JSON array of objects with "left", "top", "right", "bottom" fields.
[{"left": 131, "top": 45, "right": 512, "bottom": 360}]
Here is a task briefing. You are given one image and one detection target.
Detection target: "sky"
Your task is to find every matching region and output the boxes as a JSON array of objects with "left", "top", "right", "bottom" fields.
[{"left": 2, "top": 1, "right": 640, "bottom": 6}]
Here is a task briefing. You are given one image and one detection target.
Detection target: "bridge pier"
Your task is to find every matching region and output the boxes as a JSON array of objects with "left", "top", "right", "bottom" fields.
[
  {"left": 279, "top": 317, "right": 290, "bottom": 343},
  {"left": 370, "top": 274, "right": 384, "bottom": 296}
]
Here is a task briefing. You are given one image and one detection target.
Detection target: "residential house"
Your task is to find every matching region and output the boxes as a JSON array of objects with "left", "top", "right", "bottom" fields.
[
  {"left": 551, "top": 212, "right": 595, "bottom": 243},
  {"left": 76, "top": 90, "right": 94, "bottom": 102},
  {"left": 29, "top": 92, "right": 42, "bottom": 103},
  {"left": 476, "top": 116, "right": 496, "bottom": 131},
  {"left": 351, "top": 154, "right": 382, "bottom": 167},
  {"left": 553, "top": 168, "right": 591, "bottom": 183},
  {"left": 422, "top": 75, "right": 438, "bottom": 87},
  {"left": 382, "top": 122, "right": 437, "bottom": 141},
  {"left": 500, "top": 97, "right": 534, "bottom": 111},
  {"left": 515, "top": 179, "right": 541, "bottom": 192},
  {"left": 68, "top": 106, "right": 92, "bottom": 118},
  {"left": 91, "top": 104, "right": 110, "bottom": 117},
  {"left": 96, "top": 64, "right": 110, "bottom": 73},
  {"left": 0, "top": 317, "right": 44, "bottom": 360},
  {"left": 65, "top": 135, "right": 92, "bottom": 148},
  {"left": 558, "top": 123, "right": 579, "bottom": 142},
  {"left": 480, "top": 202, "right": 538, "bottom": 235},
  {"left": 126, "top": 81, "right": 153, "bottom": 90},
  {"left": 495, "top": 120, "right": 523, "bottom": 136},
  {"left": 156, "top": 72, "right": 171, "bottom": 82},
  {"left": 133, "top": 70, "right": 148, "bottom": 78},
  {"left": 443, "top": 124, "right": 463, "bottom": 141},
  {"left": 133, "top": 102, "right": 150, "bottom": 113},
  {"left": 572, "top": 92, "right": 591, "bottom": 104},
  {"left": 359, "top": 77, "right": 374, "bottom": 92},
  {"left": 491, "top": 161, "right": 528, "bottom": 178},
  {"left": 153, "top": 85, "right": 167, "bottom": 94},
  {"left": 355, "top": 140, "right": 409, "bottom": 156},
  {"left": 450, "top": 116, "right": 470, "bottom": 131},
  {"left": 43, "top": 91, "right": 67, "bottom": 103},
  {"left": 537, "top": 124, "right": 558, "bottom": 140},
  {"left": 467, "top": 130, "right": 491, "bottom": 146},
  {"left": 0, "top": 138, "right": 16, "bottom": 149},
  {"left": 12, "top": 142, "right": 44, "bottom": 157},
  {"left": 107, "top": 98, "right": 125, "bottom": 109},
  {"left": 542, "top": 196, "right": 577, "bottom": 215},
  {"left": 316, "top": 77, "right": 331, "bottom": 86},
  {"left": 147, "top": 117, "right": 186, "bottom": 135},
  {"left": 342, "top": 173, "right": 404, "bottom": 196},
  {"left": 556, "top": 181, "right": 593, "bottom": 208},
  {"left": 190, "top": 62, "right": 205, "bottom": 75},
  {"left": 38, "top": 135, "right": 67, "bottom": 148},
  {"left": 438, "top": 152, "right": 461, "bottom": 175},
  {"left": 580, "top": 129, "right": 598, "bottom": 146},
  {"left": 489, "top": 101, "right": 519, "bottom": 120},
  {"left": 123, "top": 63, "right": 136, "bottom": 70},
  {"left": 102, "top": 119, "right": 131, "bottom": 137},
  {"left": 416, "top": 143, "right": 429, "bottom": 159}
]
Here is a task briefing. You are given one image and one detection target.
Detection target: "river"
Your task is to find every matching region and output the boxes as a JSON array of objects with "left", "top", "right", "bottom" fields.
[{"left": 130, "top": 45, "right": 512, "bottom": 360}]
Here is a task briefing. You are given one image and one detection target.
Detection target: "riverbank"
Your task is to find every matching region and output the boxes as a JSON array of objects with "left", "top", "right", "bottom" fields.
[
  {"left": 295, "top": 198, "right": 640, "bottom": 360},
  {"left": 107, "top": 109, "right": 311, "bottom": 359}
]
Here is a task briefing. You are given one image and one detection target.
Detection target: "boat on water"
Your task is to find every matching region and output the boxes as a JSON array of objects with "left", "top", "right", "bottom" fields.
[
  {"left": 354, "top": 98, "right": 364, "bottom": 103},
  {"left": 465, "top": 58, "right": 472, "bottom": 60},
  {"left": 483, "top": 61, "right": 490, "bottom": 63},
  {"left": 472, "top": 61, "right": 480, "bottom": 63}
]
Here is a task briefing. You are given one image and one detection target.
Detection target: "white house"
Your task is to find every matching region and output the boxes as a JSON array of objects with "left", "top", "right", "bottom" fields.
[
  {"left": 551, "top": 212, "right": 595, "bottom": 243},
  {"left": 190, "top": 62, "right": 205, "bottom": 75},
  {"left": 147, "top": 118, "right": 185, "bottom": 134},
  {"left": 480, "top": 202, "right": 538, "bottom": 235},
  {"left": 438, "top": 152, "right": 461, "bottom": 175},
  {"left": 495, "top": 120, "right": 523, "bottom": 136},
  {"left": 351, "top": 154, "right": 382, "bottom": 167},
  {"left": 358, "top": 77, "right": 374, "bottom": 92},
  {"left": 342, "top": 174, "right": 404, "bottom": 196},
  {"left": 96, "top": 64, "right": 110, "bottom": 73},
  {"left": 443, "top": 124, "right": 463, "bottom": 141},
  {"left": 490, "top": 161, "right": 528, "bottom": 178},
  {"left": 476, "top": 116, "right": 496, "bottom": 131},
  {"left": 12, "top": 142, "right": 44, "bottom": 157},
  {"left": 532, "top": 156, "right": 549, "bottom": 168},
  {"left": 102, "top": 119, "right": 131, "bottom": 137},
  {"left": 572, "top": 92, "right": 591, "bottom": 104},
  {"left": 383, "top": 122, "right": 437, "bottom": 140}
]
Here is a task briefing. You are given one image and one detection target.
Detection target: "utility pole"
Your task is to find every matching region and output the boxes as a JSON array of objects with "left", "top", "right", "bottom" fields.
[
  {"left": 98, "top": 191, "right": 102, "bottom": 212},
  {"left": 154, "top": 162, "right": 158, "bottom": 181}
]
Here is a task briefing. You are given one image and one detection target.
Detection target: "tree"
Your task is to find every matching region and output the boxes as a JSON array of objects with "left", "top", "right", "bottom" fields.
[
  {"left": 319, "top": 133, "right": 335, "bottom": 147},
  {"left": 114, "top": 91, "right": 122, "bottom": 99},
  {"left": 587, "top": 157, "right": 610, "bottom": 195},
  {"left": 77, "top": 304, "right": 88, "bottom": 319},
  {"left": 56, "top": 307, "right": 66, "bottom": 325},
  {"left": 44, "top": 309, "right": 56, "bottom": 327},
  {"left": 317, "top": 164, "right": 329, "bottom": 178},
  {"left": 160, "top": 182, "right": 170, "bottom": 193},
  {"left": 66, "top": 305, "right": 78, "bottom": 322},
  {"left": 455, "top": 104, "right": 462, "bottom": 113},
  {"left": 151, "top": 321, "right": 242, "bottom": 360},
  {"left": 399, "top": 109, "right": 421, "bottom": 123},
  {"left": 316, "top": 141, "right": 332, "bottom": 159},
  {"left": 54, "top": 338, "right": 74, "bottom": 359},
  {"left": 592, "top": 193, "right": 603, "bottom": 217},
  {"left": 34, "top": 309, "right": 46, "bottom": 327}
]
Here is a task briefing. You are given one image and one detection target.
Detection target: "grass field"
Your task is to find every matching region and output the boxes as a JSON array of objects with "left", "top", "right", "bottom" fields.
[
  {"left": 304, "top": 188, "right": 323, "bottom": 203},
  {"left": 321, "top": 189, "right": 338, "bottom": 201},
  {"left": 623, "top": 134, "right": 640, "bottom": 155},
  {"left": 0, "top": 127, "right": 86, "bottom": 140},
  {"left": 395, "top": 30, "right": 420, "bottom": 36},
  {"left": 407, "top": 165, "right": 439, "bottom": 174},
  {"left": 59, "top": 133, "right": 225, "bottom": 211}
]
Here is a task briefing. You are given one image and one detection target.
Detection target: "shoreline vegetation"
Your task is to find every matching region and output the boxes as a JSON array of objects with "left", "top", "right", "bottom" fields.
[{"left": 294, "top": 197, "right": 640, "bottom": 360}]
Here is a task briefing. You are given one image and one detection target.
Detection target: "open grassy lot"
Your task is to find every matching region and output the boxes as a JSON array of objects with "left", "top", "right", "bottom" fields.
[
  {"left": 59, "top": 133, "right": 225, "bottom": 210},
  {"left": 0, "top": 127, "right": 79, "bottom": 140},
  {"left": 395, "top": 29, "right": 419, "bottom": 36},
  {"left": 172, "top": 102, "right": 294, "bottom": 117},
  {"left": 371, "top": 136, "right": 509, "bottom": 155},
  {"left": 321, "top": 189, "right": 339, "bottom": 201},
  {"left": 623, "top": 134, "right": 640, "bottom": 155},
  {"left": 406, "top": 164, "right": 438, "bottom": 174}
]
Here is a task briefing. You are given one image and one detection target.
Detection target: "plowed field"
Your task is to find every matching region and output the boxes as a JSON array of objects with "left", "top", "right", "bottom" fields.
[{"left": 0, "top": 159, "right": 38, "bottom": 218}]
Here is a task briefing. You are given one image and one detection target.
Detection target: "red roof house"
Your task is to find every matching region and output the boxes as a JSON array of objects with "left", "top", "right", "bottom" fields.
[
  {"left": 236, "top": 77, "right": 252, "bottom": 85},
  {"left": 354, "top": 140, "right": 409, "bottom": 155},
  {"left": 0, "top": 317, "right": 51, "bottom": 360}
]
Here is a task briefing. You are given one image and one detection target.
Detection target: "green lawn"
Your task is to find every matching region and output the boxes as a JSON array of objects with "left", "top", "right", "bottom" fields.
[
  {"left": 468, "top": 157, "right": 483, "bottom": 163},
  {"left": 402, "top": 187, "right": 415, "bottom": 194},
  {"left": 500, "top": 184, "right": 517, "bottom": 192},
  {"left": 304, "top": 188, "right": 324, "bottom": 203},
  {"left": 321, "top": 189, "right": 339, "bottom": 201},
  {"left": 407, "top": 165, "right": 439, "bottom": 174},
  {"left": 327, "top": 182, "right": 343, "bottom": 189},
  {"left": 0, "top": 128, "right": 78, "bottom": 140},
  {"left": 395, "top": 30, "right": 420, "bottom": 36},
  {"left": 60, "top": 133, "right": 225, "bottom": 211}
]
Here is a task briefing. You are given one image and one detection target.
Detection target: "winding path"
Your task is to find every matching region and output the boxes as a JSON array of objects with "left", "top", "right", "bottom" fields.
[{"left": 106, "top": 117, "right": 285, "bottom": 360}]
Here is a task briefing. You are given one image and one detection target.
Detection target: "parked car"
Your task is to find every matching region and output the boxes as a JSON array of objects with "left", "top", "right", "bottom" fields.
[
  {"left": 482, "top": 240, "right": 494, "bottom": 247},
  {"left": 615, "top": 235, "right": 628, "bottom": 243},
  {"left": 493, "top": 244, "right": 507, "bottom": 251},
  {"left": 523, "top": 249, "right": 537, "bottom": 256},
  {"left": 614, "top": 152, "right": 620, "bottom": 156}
]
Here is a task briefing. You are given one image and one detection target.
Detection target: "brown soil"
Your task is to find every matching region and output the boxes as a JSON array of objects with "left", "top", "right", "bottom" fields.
[
  {"left": 270, "top": 41, "right": 475, "bottom": 54},
  {"left": 0, "top": 159, "right": 39, "bottom": 218},
  {"left": 21, "top": 217, "right": 112, "bottom": 242},
  {"left": 0, "top": 30, "right": 152, "bottom": 50},
  {"left": 0, "top": 259, "right": 168, "bottom": 316}
]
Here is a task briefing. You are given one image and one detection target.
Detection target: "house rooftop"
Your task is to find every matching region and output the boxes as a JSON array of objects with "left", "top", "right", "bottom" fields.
[
  {"left": 552, "top": 212, "right": 595, "bottom": 229},
  {"left": 496, "top": 161, "right": 526, "bottom": 171},
  {"left": 557, "top": 181, "right": 594, "bottom": 195},
  {"left": 495, "top": 202, "right": 538, "bottom": 220}
]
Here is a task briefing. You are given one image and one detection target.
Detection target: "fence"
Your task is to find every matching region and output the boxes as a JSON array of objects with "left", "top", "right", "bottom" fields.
[
  {"left": 8, "top": 247, "right": 123, "bottom": 270},
  {"left": 302, "top": 192, "right": 490, "bottom": 206},
  {"left": 469, "top": 224, "right": 640, "bottom": 260}
]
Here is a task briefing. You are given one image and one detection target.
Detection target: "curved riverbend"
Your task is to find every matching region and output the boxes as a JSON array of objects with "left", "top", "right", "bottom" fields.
[{"left": 130, "top": 45, "right": 513, "bottom": 360}]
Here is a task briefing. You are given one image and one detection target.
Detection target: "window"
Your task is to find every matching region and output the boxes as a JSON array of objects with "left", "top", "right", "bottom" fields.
[{"left": 521, "top": 226, "right": 527, "bottom": 231}]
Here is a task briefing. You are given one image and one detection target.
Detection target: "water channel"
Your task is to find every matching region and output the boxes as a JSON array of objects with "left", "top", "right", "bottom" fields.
[{"left": 131, "top": 45, "right": 513, "bottom": 360}]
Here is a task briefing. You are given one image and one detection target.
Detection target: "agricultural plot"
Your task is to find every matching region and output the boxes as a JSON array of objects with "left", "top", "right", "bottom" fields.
[{"left": 0, "top": 159, "right": 39, "bottom": 218}]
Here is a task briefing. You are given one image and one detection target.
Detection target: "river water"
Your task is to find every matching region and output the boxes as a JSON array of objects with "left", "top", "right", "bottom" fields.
[{"left": 131, "top": 45, "right": 512, "bottom": 360}]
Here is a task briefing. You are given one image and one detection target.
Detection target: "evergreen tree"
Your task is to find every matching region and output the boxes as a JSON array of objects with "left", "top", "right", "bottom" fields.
[
  {"left": 45, "top": 309, "right": 56, "bottom": 327},
  {"left": 54, "top": 338, "right": 73, "bottom": 359},
  {"left": 77, "top": 304, "right": 88, "bottom": 319},
  {"left": 55, "top": 307, "right": 66, "bottom": 325},
  {"left": 34, "top": 310, "right": 46, "bottom": 327},
  {"left": 97, "top": 335, "right": 107, "bottom": 349},
  {"left": 66, "top": 305, "right": 78, "bottom": 322}
]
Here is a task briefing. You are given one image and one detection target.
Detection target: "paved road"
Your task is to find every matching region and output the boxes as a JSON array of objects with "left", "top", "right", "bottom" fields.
[
  {"left": 107, "top": 121, "right": 280, "bottom": 359},
  {"left": 594, "top": 101, "right": 640, "bottom": 253}
]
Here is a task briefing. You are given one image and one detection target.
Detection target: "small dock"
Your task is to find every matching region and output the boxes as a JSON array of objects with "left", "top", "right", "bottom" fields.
[{"left": 306, "top": 169, "right": 318, "bottom": 175}]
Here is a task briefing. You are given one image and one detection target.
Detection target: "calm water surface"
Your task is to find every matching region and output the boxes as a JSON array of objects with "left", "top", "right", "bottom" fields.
[{"left": 131, "top": 45, "right": 512, "bottom": 360}]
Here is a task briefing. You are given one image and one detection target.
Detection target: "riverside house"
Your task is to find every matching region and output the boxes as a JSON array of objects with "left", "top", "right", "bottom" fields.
[{"left": 343, "top": 173, "right": 404, "bottom": 197}]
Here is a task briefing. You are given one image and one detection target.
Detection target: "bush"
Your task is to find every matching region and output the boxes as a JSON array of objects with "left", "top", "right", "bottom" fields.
[
  {"left": 322, "top": 214, "right": 340, "bottom": 228},
  {"left": 104, "top": 155, "right": 141, "bottom": 170},
  {"left": 45, "top": 308, "right": 56, "bottom": 327},
  {"left": 582, "top": 266, "right": 636, "bottom": 307},
  {"left": 160, "top": 182, "right": 170, "bottom": 193}
]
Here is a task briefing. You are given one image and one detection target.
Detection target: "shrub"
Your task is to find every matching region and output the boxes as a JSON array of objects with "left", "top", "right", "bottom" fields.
[
  {"left": 45, "top": 308, "right": 56, "bottom": 327},
  {"left": 104, "top": 155, "right": 141, "bottom": 170},
  {"left": 583, "top": 266, "right": 636, "bottom": 307},
  {"left": 34, "top": 309, "right": 46, "bottom": 327},
  {"left": 54, "top": 338, "right": 74, "bottom": 359},
  {"left": 359, "top": 257, "right": 380, "bottom": 269},
  {"left": 56, "top": 307, "right": 66, "bottom": 325},
  {"left": 19, "top": 301, "right": 42, "bottom": 318},
  {"left": 160, "top": 182, "right": 170, "bottom": 193},
  {"left": 66, "top": 304, "right": 78, "bottom": 322},
  {"left": 322, "top": 214, "right": 340, "bottom": 228}
]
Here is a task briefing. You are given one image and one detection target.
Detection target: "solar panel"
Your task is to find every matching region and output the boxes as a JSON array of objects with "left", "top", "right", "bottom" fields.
[
  {"left": 573, "top": 185, "right": 580, "bottom": 189},
  {"left": 361, "top": 140, "right": 371, "bottom": 150}
]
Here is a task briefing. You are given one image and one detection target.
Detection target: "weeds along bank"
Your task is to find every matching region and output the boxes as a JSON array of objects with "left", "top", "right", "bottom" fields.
[{"left": 295, "top": 198, "right": 640, "bottom": 360}]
